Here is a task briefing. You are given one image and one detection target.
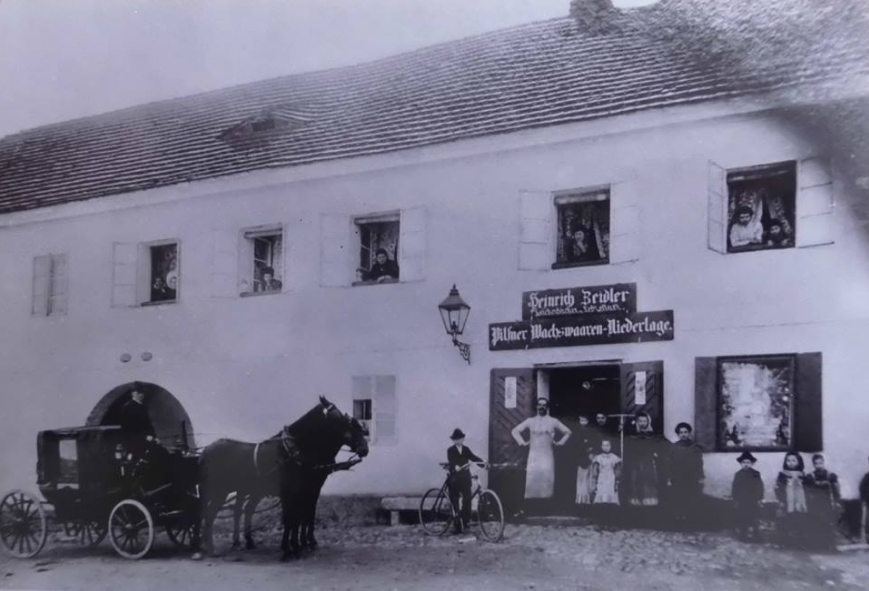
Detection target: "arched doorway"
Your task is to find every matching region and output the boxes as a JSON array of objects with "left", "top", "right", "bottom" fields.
[{"left": 86, "top": 382, "right": 196, "bottom": 449}]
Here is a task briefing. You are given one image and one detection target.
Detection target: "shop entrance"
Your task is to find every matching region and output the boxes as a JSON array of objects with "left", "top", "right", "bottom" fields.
[{"left": 488, "top": 361, "right": 663, "bottom": 516}]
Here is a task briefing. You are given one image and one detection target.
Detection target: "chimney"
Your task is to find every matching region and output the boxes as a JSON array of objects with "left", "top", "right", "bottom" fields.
[{"left": 570, "top": 0, "right": 617, "bottom": 35}]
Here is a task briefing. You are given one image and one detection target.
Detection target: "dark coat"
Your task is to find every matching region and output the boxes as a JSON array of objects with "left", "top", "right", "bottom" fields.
[
  {"left": 732, "top": 467, "right": 764, "bottom": 505},
  {"left": 447, "top": 444, "right": 483, "bottom": 477},
  {"left": 363, "top": 260, "right": 399, "bottom": 281},
  {"left": 119, "top": 400, "right": 156, "bottom": 441},
  {"left": 860, "top": 472, "right": 869, "bottom": 503},
  {"left": 669, "top": 439, "right": 704, "bottom": 489}
]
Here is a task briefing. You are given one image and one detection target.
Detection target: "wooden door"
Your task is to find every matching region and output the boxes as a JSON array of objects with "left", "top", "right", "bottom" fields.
[
  {"left": 620, "top": 361, "right": 664, "bottom": 434},
  {"left": 489, "top": 368, "right": 536, "bottom": 517}
]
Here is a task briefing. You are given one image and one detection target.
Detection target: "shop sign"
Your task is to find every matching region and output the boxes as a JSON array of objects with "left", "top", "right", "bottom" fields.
[
  {"left": 489, "top": 310, "right": 674, "bottom": 351},
  {"left": 522, "top": 283, "right": 636, "bottom": 320}
]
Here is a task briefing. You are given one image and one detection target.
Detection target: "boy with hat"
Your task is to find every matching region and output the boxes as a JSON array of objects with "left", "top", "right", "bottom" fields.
[
  {"left": 447, "top": 428, "right": 486, "bottom": 534},
  {"left": 732, "top": 451, "right": 764, "bottom": 540}
]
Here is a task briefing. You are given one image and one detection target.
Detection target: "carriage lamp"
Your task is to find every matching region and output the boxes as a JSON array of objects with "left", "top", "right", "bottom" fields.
[{"left": 438, "top": 284, "right": 471, "bottom": 365}]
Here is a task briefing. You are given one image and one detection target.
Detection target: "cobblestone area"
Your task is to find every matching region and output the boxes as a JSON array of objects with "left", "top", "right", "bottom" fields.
[{"left": 4, "top": 522, "right": 869, "bottom": 591}]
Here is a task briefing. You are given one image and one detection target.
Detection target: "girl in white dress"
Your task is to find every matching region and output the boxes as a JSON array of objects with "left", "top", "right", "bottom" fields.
[
  {"left": 511, "top": 398, "right": 572, "bottom": 499},
  {"left": 592, "top": 439, "right": 621, "bottom": 505}
]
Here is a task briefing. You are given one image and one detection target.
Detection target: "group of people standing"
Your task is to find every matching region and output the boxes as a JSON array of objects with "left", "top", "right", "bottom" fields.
[
  {"left": 509, "top": 399, "right": 704, "bottom": 524},
  {"left": 732, "top": 450, "right": 842, "bottom": 549}
]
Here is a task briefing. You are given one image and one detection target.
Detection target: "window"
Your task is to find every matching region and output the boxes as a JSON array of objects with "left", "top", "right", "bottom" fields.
[
  {"left": 726, "top": 161, "right": 796, "bottom": 253},
  {"left": 32, "top": 254, "right": 67, "bottom": 316},
  {"left": 694, "top": 353, "right": 822, "bottom": 452},
  {"left": 240, "top": 226, "right": 283, "bottom": 295},
  {"left": 148, "top": 243, "right": 179, "bottom": 303},
  {"left": 352, "top": 375, "right": 396, "bottom": 444},
  {"left": 354, "top": 214, "right": 400, "bottom": 285},
  {"left": 553, "top": 188, "right": 610, "bottom": 268},
  {"left": 111, "top": 240, "right": 180, "bottom": 307}
]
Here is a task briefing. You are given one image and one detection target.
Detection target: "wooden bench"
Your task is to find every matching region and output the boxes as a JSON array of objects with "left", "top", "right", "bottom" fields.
[{"left": 381, "top": 496, "right": 424, "bottom": 526}]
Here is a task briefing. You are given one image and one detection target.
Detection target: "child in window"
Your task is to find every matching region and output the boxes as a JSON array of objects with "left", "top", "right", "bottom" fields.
[
  {"left": 763, "top": 219, "right": 792, "bottom": 248},
  {"left": 775, "top": 452, "right": 809, "bottom": 548},
  {"left": 591, "top": 439, "right": 621, "bottom": 505},
  {"left": 731, "top": 451, "right": 764, "bottom": 540}
]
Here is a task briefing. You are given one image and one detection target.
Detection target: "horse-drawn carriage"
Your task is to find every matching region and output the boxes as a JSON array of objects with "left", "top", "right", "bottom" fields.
[{"left": 0, "top": 425, "right": 200, "bottom": 560}]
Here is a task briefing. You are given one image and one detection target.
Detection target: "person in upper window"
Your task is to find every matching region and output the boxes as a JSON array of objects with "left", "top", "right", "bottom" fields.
[
  {"left": 151, "top": 276, "right": 170, "bottom": 302},
  {"left": 565, "top": 229, "right": 590, "bottom": 263},
  {"left": 729, "top": 205, "right": 764, "bottom": 249},
  {"left": 361, "top": 249, "right": 399, "bottom": 283},
  {"left": 763, "top": 219, "right": 792, "bottom": 248},
  {"left": 165, "top": 271, "right": 178, "bottom": 300},
  {"left": 256, "top": 266, "right": 282, "bottom": 292}
]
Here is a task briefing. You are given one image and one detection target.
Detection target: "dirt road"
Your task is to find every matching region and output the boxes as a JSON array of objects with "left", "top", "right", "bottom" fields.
[{"left": 2, "top": 525, "right": 868, "bottom": 591}]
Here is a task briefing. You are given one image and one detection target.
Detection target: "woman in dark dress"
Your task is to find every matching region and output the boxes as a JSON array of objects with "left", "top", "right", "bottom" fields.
[
  {"left": 803, "top": 453, "right": 841, "bottom": 550},
  {"left": 624, "top": 413, "right": 664, "bottom": 507}
]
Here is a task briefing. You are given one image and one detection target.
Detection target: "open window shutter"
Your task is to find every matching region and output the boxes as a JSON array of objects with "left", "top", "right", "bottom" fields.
[
  {"left": 374, "top": 375, "right": 397, "bottom": 444},
  {"left": 707, "top": 161, "right": 728, "bottom": 253},
  {"left": 237, "top": 232, "right": 254, "bottom": 294},
  {"left": 398, "top": 207, "right": 426, "bottom": 282},
  {"left": 31, "top": 255, "right": 50, "bottom": 316},
  {"left": 111, "top": 243, "right": 138, "bottom": 307},
  {"left": 211, "top": 229, "right": 238, "bottom": 298},
  {"left": 518, "top": 191, "right": 553, "bottom": 270},
  {"left": 797, "top": 157, "right": 835, "bottom": 248},
  {"left": 610, "top": 178, "right": 640, "bottom": 264},
  {"left": 48, "top": 255, "right": 68, "bottom": 316},
  {"left": 320, "top": 214, "right": 351, "bottom": 287},
  {"left": 794, "top": 352, "right": 823, "bottom": 452},
  {"left": 283, "top": 221, "right": 302, "bottom": 291},
  {"left": 136, "top": 244, "right": 152, "bottom": 304},
  {"left": 694, "top": 357, "right": 718, "bottom": 451},
  {"left": 489, "top": 368, "right": 536, "bottom": 517},
  {"left": 620, "top": 361, "right": 664, "bottom": 436}
]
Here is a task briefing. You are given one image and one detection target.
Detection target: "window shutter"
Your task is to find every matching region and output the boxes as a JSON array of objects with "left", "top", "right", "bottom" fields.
[
  {"left": 518, "top": 190, "right": 553, "bottom": 270},
  {"left": 398, "top": 207, "right": 426, "bottom": 282},
  {"left": 374, "top": 375, "right": 397, "bottom": 444},
  {"left": 31, "top": 255, "right": 51, "bottom": 316},
  {"left": 237, "top": 232, "right": 254, "bottom": 294},
  {"left": 707, "top": 161, "right": 728, "bottom": 254},
  {"left": 609, "top": 178, "right": 640, "bottom": 264},
  {"left": 48, "top": 255, "right": 68, "bottom": 316},
  {"left": 111, "top": 243, "right": 138, "bottom": 307},
  {"left": 283, "top": 220, "right": 303, "bottom": 291},
  {"left": 136, "top": 244, "right": 152, "bottom": 304},
  {"left": 320, "top": 214, "right": 351, "bottom": 287},
  {"left": 797, "top": 157, "right": 835, "bottom": 248},
  {"left": 794, "top": 352, "right": 823, "bottom": 452},
  {"left": 694, "top": 357, "right": 718, "bottom": 451},
  {"left": 211, "top": 230, "right": 238, "bottom": 298}
]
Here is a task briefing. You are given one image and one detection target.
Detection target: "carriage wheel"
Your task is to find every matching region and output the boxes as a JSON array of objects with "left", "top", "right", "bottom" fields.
[
  {"left": 166, "top": 519, "right": 197, "bottom": 549},
  {"left": 73, "top": 519, "right": 107, "bottom": 548},
  {"left": 419, "top": 488, "right": 453, "bottom": 536},
  {"left": 0, "top": 490, "right": 48, "bottom": 558},
  {"left": 109, "top": 500, "right": 154, "bottom": 560}
]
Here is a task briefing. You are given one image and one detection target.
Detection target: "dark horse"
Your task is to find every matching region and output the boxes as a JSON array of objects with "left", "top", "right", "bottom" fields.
[{"left": 198, "top": 396, "right": 369, "bottom": 558}]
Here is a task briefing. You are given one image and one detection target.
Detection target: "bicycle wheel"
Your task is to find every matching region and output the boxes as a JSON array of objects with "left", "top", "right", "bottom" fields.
[
  {"left": 419, "top": 488, "right": 453, "bottom": 536},
  {"left": 476, "top": 489, "right": 505, "bottom": 542}
]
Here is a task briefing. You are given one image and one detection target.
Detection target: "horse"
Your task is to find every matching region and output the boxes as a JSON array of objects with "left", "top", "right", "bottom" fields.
[{"left": 197, "top": 396, "right": 368, "bottom": 557}]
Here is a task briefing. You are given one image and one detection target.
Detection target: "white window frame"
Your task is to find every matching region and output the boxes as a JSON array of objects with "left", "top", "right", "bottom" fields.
[
  {"left": 32, "top": 253, "right": 68, "bottom": 317},
  {"left": 239, "top": 224, "right": 285, "bottom": 297},
  {"left": 552, "top": 186, "right": 611, "bottom": 269},
  {"left": 352, "top": 375, "right": 397, "bottom": 445},
  {"left": 353, "top": 212, "right": 401, "bottom": 287},
  {"left": 111, "top": 239, "right": 181, "bottom": 307}
]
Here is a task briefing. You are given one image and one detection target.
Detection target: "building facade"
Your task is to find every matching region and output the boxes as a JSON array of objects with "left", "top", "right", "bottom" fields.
[{"left": 2, "top": 5, "right": 869, "bottom": 510}]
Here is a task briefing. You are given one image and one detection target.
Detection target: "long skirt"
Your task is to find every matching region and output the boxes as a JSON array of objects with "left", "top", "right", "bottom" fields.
[{"left": 575, "top": 466, "right": 593, "bottom": 504}]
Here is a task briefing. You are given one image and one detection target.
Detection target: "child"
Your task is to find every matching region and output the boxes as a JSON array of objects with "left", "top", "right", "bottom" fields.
[
  {"left": 775, "top": 451, "right": 809, "bottom": 547},
  {"left": 731, "top": 451, "right": 764, "bottom": 540},
  {"left": 591, "top": 439, "right": 621, "bottom": 505},
  {"left": 804, "top": 453, "right": 841, "bottom": 550}
]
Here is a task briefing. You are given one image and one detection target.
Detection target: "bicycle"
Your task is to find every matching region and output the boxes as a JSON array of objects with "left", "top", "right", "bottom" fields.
[{"left": 418, "top": 462, "right": 505, "bottom": 542}]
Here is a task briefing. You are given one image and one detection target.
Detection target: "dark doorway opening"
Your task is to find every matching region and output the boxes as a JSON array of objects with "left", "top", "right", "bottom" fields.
[
  {"left": 548, "top": 364, "right": 621, "bottom": 514},
  {"left": 86, "top": 382, "right": 195, "bottom": 449}
]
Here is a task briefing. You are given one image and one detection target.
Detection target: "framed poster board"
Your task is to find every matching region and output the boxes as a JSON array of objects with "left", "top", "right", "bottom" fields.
[{"left": 717, "top": 355, "right": 795, "bottom": 451}]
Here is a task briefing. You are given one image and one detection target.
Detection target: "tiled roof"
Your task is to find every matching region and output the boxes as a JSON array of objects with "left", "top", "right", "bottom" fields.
[{"left": 0, "top": 0, "right": 866, "bottom": 215}]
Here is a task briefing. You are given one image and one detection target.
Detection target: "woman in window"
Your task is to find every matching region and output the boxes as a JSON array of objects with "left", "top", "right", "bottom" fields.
[
  {"left": 511, "top": 398, "right": 571, "bottom": 507},
  {"left": 360, "top": 249, "right": 399, "bottom": 283}
]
